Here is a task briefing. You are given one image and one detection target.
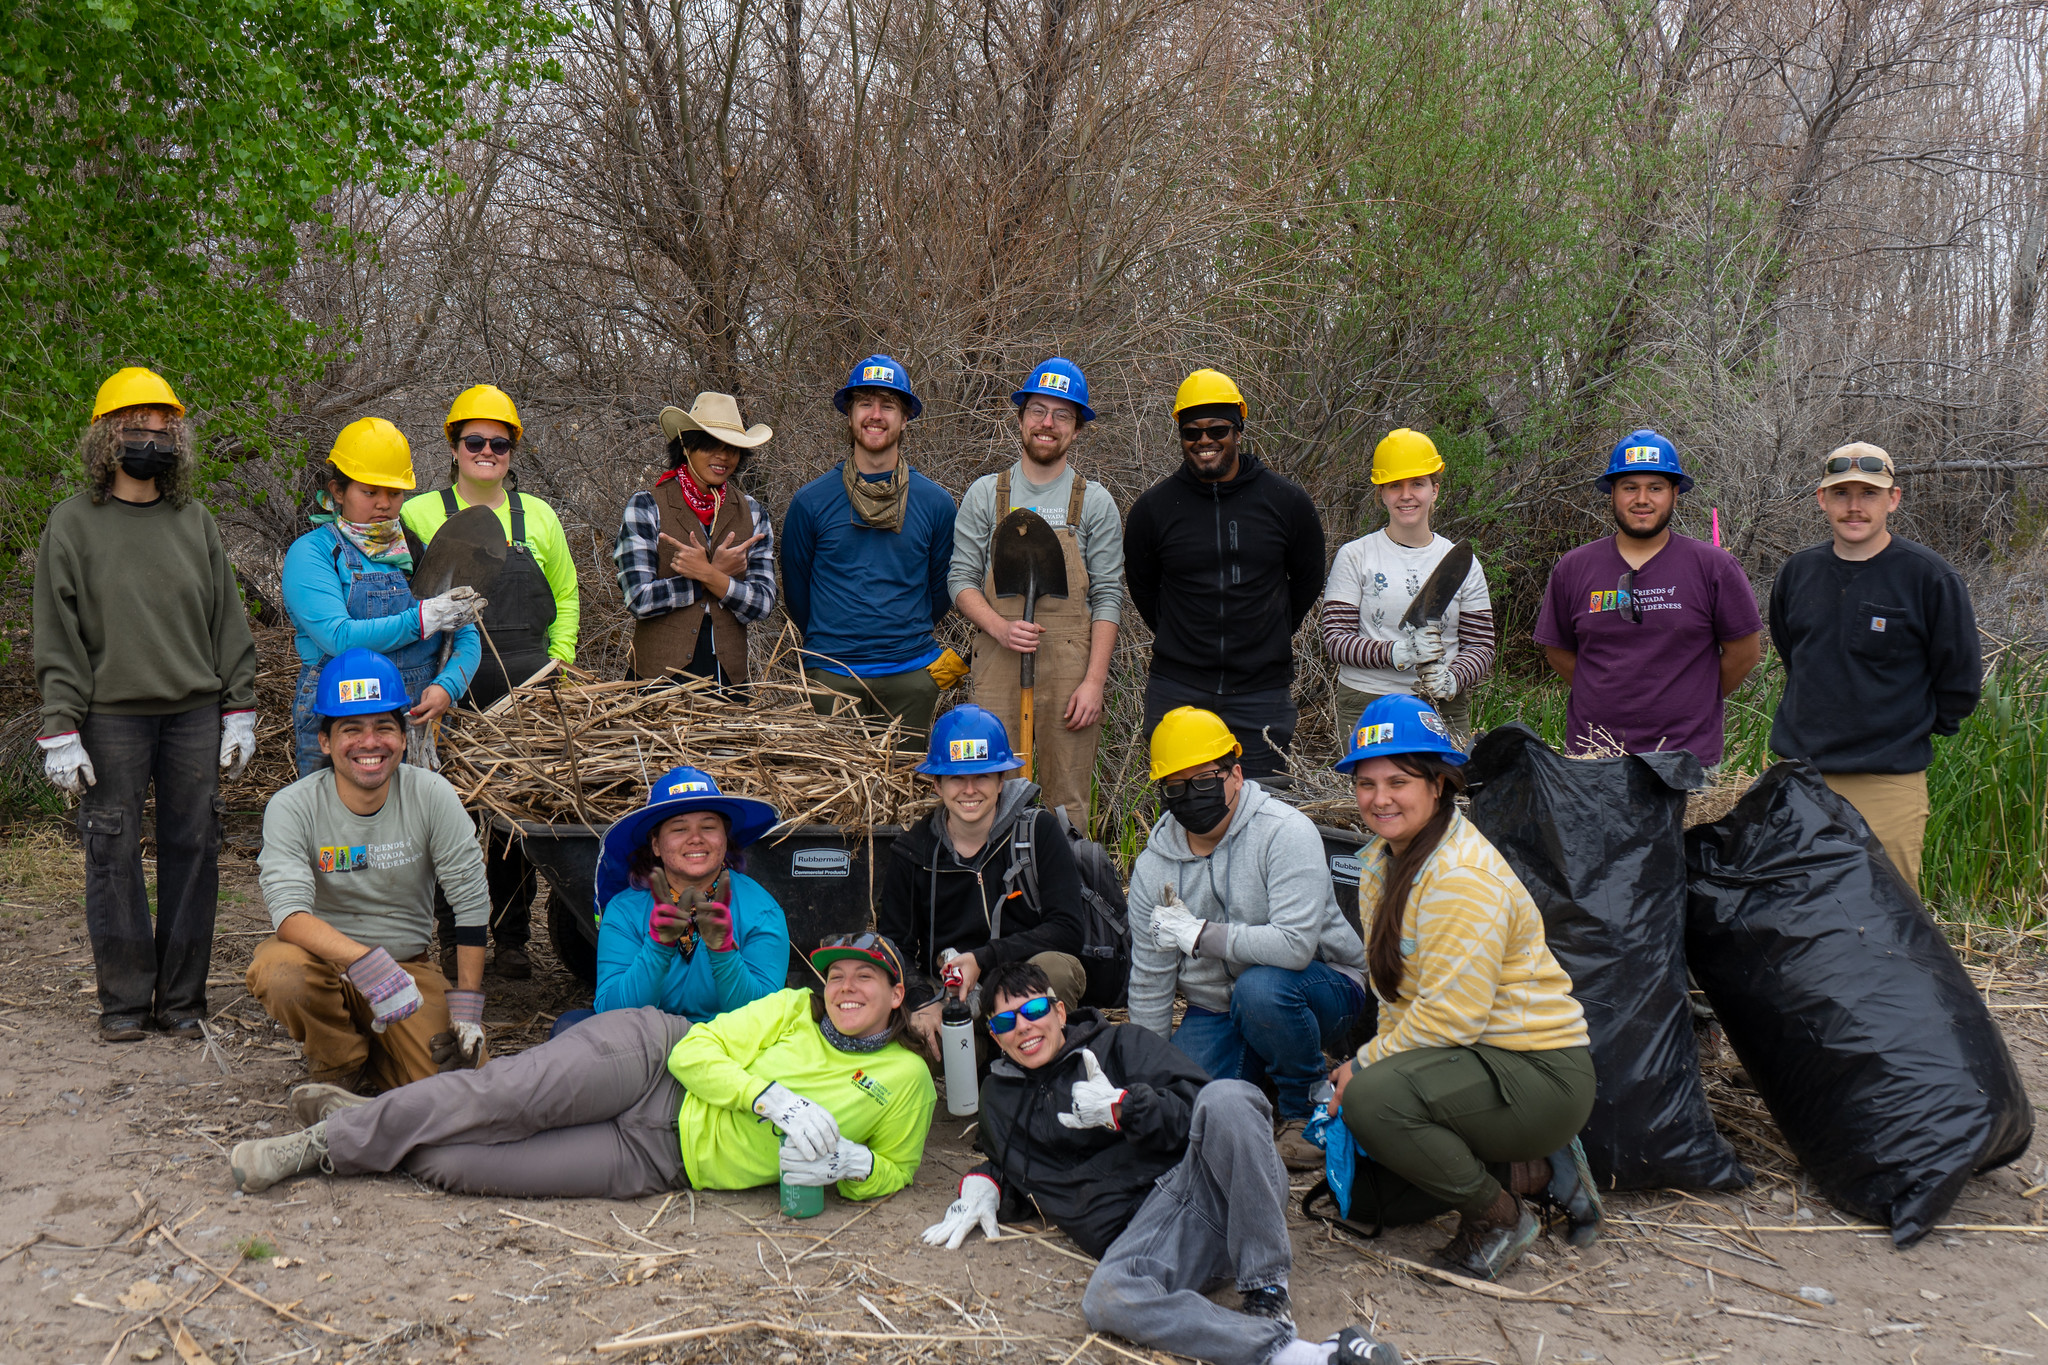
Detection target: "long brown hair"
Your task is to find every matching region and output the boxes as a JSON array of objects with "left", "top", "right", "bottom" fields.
[{"left": 1366, "top": 754, "right": 1467, "bottom": 1002}]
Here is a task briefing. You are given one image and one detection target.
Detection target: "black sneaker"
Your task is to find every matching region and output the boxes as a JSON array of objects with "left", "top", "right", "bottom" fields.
[
  {"left": 98, "top": 1016, "right": 147, "bottom": 1042},
  {"left": 1329, "top": 1325, "right": 1403, "bottom": 1365},
  {"left": 158, "top": 1016, "right": 206, "bottom": 1040},
  {"left": 1239, "top": 1285, "right": 1296, "bottom": 1332},
  {"left": 493, "top": 945, "right": 532, "bottom": 980}
]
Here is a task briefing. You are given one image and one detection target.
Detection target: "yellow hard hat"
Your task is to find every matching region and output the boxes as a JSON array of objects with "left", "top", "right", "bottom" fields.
[
  {"left": 1372, "top": 428, "right": 1444, "bottom": 484},
  {"left": 1173, "top": 369, "right": 1247, "bottom": 420},
  {"left": 329, "top": 418, "right": 417, "bottom": 490},
  {"left": 92, "top": 367, "right": 184, "bottom": 421},
  {"left": 444, "top": 384, "right": 522, "bottom": 441},
  {"left": 1149, "top": 707, "right": 1243, "bottom": 781}
]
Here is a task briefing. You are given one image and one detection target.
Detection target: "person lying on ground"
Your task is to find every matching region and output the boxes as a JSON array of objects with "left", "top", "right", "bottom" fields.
[
  {"left": 920, "top": 959, "right": 1399, "bottom": 1365},
  {"left": 248, "top": 649, "right": 491, "bottom": 1096},
  {"left": 1325, "top": 696, "right": 1604, "bottom": 1282},
  {"left": 1126, "top": 707, "right": 1368, "bottom": 1172},
  {"left": 231, "top": 934, "right": 937, "bottom": 1200},
  {"left": 549, "top": 766, "right": 790, "bottom": 1039},
  {"left": 877, "top": 705, "right": 1088, "bottom": 1059}
]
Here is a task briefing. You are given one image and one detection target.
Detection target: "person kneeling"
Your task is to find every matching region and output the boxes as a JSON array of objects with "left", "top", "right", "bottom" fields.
[
  {"left": 1326, "top": 697, "right": 1604, "bottom": 1282},
  {"left": 232, "top": 934, "right": 936, "bottom": 1200},
  {"left": 921, "top": 960, "right": 1397, "bottom": 1365},
  {"left": 248, "top": 649, "right": 491, "bottom": 1095}
]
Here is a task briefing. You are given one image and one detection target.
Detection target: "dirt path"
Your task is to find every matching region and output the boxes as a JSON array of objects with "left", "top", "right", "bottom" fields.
[{"left": 1, "top": 842, "right": 2044, "bottom": 1365}]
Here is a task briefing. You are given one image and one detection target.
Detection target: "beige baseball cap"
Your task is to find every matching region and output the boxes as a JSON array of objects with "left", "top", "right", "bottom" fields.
[
  {"left": 660, "top": 392, "right": 773, "bottom": 449},
  {"left": 1818, "top": 441, "right": 1895, "bottom": 490}
]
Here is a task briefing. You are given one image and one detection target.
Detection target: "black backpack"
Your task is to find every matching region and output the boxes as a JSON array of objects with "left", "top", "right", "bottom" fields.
[{"left": 1003, "top": 805, "right": 1131, "bottom": 1007}]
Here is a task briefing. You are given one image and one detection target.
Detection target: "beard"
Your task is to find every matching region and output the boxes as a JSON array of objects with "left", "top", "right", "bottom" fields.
[{"left": 1613, "top": 504, "right": 1673, "bottom": 540}]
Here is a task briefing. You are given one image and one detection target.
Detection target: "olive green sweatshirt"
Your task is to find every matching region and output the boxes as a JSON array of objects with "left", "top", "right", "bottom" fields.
[{"left": 33, "top": 491, "right": 258, "bottom": 736}]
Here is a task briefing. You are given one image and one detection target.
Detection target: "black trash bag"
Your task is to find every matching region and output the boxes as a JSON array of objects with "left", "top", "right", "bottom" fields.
[
  {"left": 1466, "top": 724, "right": 1751, "bottom": 1191},
  {"left": 1685, "top": 761, "right": 2033, "bottom": 1246}
]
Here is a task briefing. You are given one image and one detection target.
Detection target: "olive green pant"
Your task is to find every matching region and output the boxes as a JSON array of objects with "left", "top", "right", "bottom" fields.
[
  {"left": 1335, "top": 684, "right": 1472, "bottom": 749},
  {"left": 804, "top": 666, "right": 940, "bottom": 749},
  {"left": 1339, "top": 1044, "right": 1594, "bottom": 1222}
]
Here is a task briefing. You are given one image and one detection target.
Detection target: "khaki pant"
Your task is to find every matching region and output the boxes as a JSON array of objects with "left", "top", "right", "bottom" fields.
[
  {"left": 247, "top": 938, "right": 453, "bottom": 1092},
  {"left": 804, "top": 666, "right": 940, "bottom": 750},
  {"left": 1822, "top": 770, "right": 1929, "bottom": 892}
]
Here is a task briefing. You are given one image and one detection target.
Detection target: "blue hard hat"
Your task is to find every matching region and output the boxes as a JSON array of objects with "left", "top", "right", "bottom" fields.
[
  {"left": 1011, "top": 357, "right": 1096, "bottom": 424},
  {"left": 314, "top": 648, "right": 412, "bottom": 718},
  {"left": 1333, "top": 695, "right": 1467, "bottom": 772},
  {"left": 833, "top": 354, "right": 923, "bottom": 420},
  {"left": 916, "top": 704, "right": 1021, "bottom": 776},
  {"left": 1596, "top": 428, "right": 1693, "bottom": 494},
  {"left": 595, "top": 766, "right": 783, "bottom": 911}
]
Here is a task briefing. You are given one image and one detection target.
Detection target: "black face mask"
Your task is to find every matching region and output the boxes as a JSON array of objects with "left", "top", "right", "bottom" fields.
[
  {"left": 118, "top": 437, "right": 178, "bottom": 482},
  {"left": 1163, "top": 782, "right": 1232, "bottom": 836}
]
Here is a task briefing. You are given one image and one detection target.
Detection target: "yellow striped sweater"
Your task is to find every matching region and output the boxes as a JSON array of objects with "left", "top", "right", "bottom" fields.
[{"left": 1355, "top": 812, "right": 1588, "bottom": 1064}]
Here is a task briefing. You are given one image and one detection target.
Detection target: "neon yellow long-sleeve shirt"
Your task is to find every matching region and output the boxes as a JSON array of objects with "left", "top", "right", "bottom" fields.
[
  {"left": 401, "top": 488, "right": 580, "bottom": 662},
  {"left": 666, "top": 989, "right": 936, "bottom": 1198}
]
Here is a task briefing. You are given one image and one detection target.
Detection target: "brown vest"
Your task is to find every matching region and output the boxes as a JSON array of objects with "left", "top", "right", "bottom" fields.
[{"left": 629, "top": 478, "right": 754, "bottom": 682}]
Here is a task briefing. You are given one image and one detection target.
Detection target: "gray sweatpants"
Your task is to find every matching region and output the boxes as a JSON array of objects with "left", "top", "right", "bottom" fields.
[
  {"left": 325, "top": 1007, "right": 693, "bottom": 1199},
  {"left": 1082, "top": 1080, "right": 1295, "bottom": 1365}
]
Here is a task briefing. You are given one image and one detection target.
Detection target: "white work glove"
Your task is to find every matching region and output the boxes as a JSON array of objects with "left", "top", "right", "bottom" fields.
[
  {"left": 922, "top": 1174, "right": 1002, "bottom": 1249},
  {"left": 219, "top": 710, "right": 258, "bottom": 781},
  {"left": 1417, "top": 660, "right": 1459, "bottom": 699},
  {"left": 419, "top": 586, "right": 488, "bottom": 636},
  {"left": 1056, "top": 1048, "right": 1126, "bottom": 1131},
  {"left": 753, "top": 1081, "right": 841, "bottom": 1161},
  {"left": 37, "top": 733, "right": 95, "bottom": 795},
  {"left": 779, "top": 1136, "right": 876, "bottom": 1187},
  {"left": 1389, "top": 623, "right": 1446, "bottom": 672},
  {"left": 431, "top": 989, "right": 487, "bottom": 1071},
  {"left": 1151, "top": 884, "right": 1203, "bottom": 957}
]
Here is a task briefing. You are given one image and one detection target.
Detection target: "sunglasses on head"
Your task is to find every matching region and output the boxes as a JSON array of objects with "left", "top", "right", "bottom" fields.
[
  {"left": 461, "top": 434, "right": 514, "bottom": 455},
  {"left": 1825, "top": 454, "right": 1889, "bottom": 475},
  {"left": 1158, "top": 770, "right": 1227, "bottom": 801},
  {"left": 1178, "top": 422, "right": 1237, "bottom": 444},
  {"left": 986, "top": 995, "right": 1057, "bottom": 1036}
]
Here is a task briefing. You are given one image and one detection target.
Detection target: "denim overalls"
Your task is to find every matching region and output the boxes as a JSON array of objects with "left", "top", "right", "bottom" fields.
[{"left": 291, "top": 529, "right": 441, "bottom": 775}]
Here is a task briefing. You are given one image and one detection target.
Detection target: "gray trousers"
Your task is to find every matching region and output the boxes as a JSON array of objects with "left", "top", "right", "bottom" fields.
[
  {"left": 1082, "top": 1081, "right": 1295, "bottom": 1365},
  {"left": 325, "top": 1007, "right": 693, "bottom": 1199}
]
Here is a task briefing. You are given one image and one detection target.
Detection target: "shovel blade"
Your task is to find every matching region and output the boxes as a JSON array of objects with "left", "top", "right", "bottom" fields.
[
  {"left": 990, "top": 508, "right": 1069, "bottom": 604},
  {"left": 412, "top": 504, "right": 511, "bottom": 600}
]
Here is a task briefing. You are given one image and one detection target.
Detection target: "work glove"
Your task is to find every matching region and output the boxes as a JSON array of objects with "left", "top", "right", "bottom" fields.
[
  {"left": 431, "top": 990, "right": 487, "bottom": 1071},
  {"left": 1389, "top": 623, "right": 1446, "bottom": 672},
  {"left": 922, "top": 1174, "right": 1002, "bottom": 1249},
  {"left": 1151, "top": 885, "right": 1203, "bottom": 957},
  {"left": 753, "top": 1081, "right": 840, "bottom": 1161},
  {"left": 1417, "top": 660, "right": 1459, "bottom": 699},
  {"left": 219, "top": 710, "right": 258, "bottom": 782},
  {"left": 37, "top": 733, "right": 95, "bottom": 795},
  {"left": 779, "top": 1135, "right": 876, "bottom": 1187},
  {"left": 1056, "top": 1048, "right": 1126, "bottom": 1131},
  {"left": 344, "top": 947, "right": 422, "bottom": 1032},
  {"left": 694, "top": 899, "right": 734, "bottom": 952},
  {"left": 419, "top": 586, "right": 488, "bottom": 637},
  {"left": 647, "top": 898, "right": 695, "bottom": 948}
]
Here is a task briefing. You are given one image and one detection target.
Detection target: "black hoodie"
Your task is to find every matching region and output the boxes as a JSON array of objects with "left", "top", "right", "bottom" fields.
[
  {"left": 1123, "top": 450, "right": 1326, "bottom": 695},
  {"left": 968, "top": 1009, "right": 1209, "bottom": 1258},
  {"left": 877, "top": 778, "right": 1086, "bottom": 984}
]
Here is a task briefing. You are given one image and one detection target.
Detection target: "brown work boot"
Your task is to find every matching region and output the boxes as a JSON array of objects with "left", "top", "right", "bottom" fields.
[
  {"left": 1437, "top": 1189, "right": 1539, "bottom": 1281},
  {"left": 1273, "top": 1118, "right": 1323, "bottom": 1172},
  {"left": 493, "top": 945, "right": 532, "bottom": 980}
]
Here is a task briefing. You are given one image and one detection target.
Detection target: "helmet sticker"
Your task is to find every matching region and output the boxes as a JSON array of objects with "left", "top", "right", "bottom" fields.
[
  {"left": 1038, "top": 372, "right": 1071, "bottom": 393},
  {"left": 949, "top": 738, "right": 989, "bottom": 761},
  {"left": 862, "top": 364, "right": 894, "bottom": 383},
  {"left": 336, "top": 678, "right": 382, "bottom": 702},
  {"left": 1419, "top": 711, "right": 1451, "bottom": 738},
  {"left": 1357, "top": 722, "right": 1396, "bottom": 747},
  {"left": 1623, "top": 446, "right": 1663, "bottom": 464},
  {"left": 667, "top": 780, "right": 712, "bottom": 795}
]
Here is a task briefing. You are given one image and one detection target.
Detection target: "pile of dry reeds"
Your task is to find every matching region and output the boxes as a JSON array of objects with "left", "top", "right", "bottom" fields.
[{"left": 439, "top": 662, "right": 924, "bottom": 832}]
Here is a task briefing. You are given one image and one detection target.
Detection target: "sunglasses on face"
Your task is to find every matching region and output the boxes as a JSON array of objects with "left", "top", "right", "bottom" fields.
[
  {"left": 986, "top": 995, "right": 1057, "bottom": 1036},
  {"left": 1617, "top": 570, "right": 1642, "bottom": 625},
  {"left": 1179, "top": 422, "right": 1237, "bottom": 445},
  {"left": 1158, "top": 770, "right": 1226, "bottom": 801},
  {"left": 1825, "top": 454, "right": 1890, "bottom": 475},
  {"left": 460, "top": 435, "right": 514, "bottom": 456}
]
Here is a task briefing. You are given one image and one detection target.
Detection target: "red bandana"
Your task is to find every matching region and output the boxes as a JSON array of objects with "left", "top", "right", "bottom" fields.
[{"left": 656, "top": 464, "right": 723, "bottom": 526}]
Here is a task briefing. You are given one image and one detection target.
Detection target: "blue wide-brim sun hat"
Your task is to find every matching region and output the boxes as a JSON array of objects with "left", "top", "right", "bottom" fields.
[
  {"left": 1334, "top": 694, "right": 1467, "bottom": 772},
  {"left": 595, "top": 765, "right": 782, "bottom": 910}
]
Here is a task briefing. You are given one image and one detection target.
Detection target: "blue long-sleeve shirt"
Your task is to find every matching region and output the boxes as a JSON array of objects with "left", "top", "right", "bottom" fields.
[
  {"left": 594, "top": 873, "right": 791, "bottom": 1019},
  {"left": 281, "top": 527, "right": 480, "bottom": 701},
  {"left": 779, "top": 463, "right": 956, "bottom": 675}
]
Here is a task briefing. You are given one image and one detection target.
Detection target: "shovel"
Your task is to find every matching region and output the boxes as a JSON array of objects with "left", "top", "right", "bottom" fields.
[
  {"left": 1399, "top": 540, "right": 1474, "bottom": 706},
  {"left": 407, "top": 505, "right": 509, "bottom": 768},
  {"left": 990, "top": 508, "right": 1069, "bottom": 782}
]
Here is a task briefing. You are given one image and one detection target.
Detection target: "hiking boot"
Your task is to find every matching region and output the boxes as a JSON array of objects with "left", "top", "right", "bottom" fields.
[
  {"left": 493, "top": 945, "right": 532, "bottom": 980},
  {"left": 159, "top": 1016, "right": 206, "bottom": 1040},
  {"left": 1543, "top": 1137, "right": 1605, "bottom": 1246},
  {"left": 99, "top": 1016, "right": 147, "bottom": 1043},
  {"left": 1437, "top": 1190, "right": 1539, "bottom": 1281},
  {"left": 1239, "top": 1285, "right": 1296, "bottom": 1332},
  {"left": 288, "top": 1082, "right": 372, "bottom": 1128},
  {"left": 1329, "top": 1324, "right": 1403, "bottom": 1365},
  {"left": 1274, "top": 1119, "right": 1323, "bottom": 1172},
  {"left": 231, "top": 1122, "right": 331, "bottom": 1194}
]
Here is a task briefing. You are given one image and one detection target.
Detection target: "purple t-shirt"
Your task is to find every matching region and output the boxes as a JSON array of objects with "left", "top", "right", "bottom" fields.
[{"left": 1534, "top": 533, "right": 1762, "bottom": 765}]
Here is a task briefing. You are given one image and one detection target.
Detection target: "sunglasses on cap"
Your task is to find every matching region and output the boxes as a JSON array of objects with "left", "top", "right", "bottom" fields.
[
  {"left": 460, "top": 434, "right": 514, "bottom": 455},
  {"left": 1825, "top": 453, "right": 1890, "bottom": 475},
  {"left": 1178, "top": 422, "right": 1238, "bottom": 444},
  {"left": 986, "top": 995, "right": 1057, "bottom": 1036}
]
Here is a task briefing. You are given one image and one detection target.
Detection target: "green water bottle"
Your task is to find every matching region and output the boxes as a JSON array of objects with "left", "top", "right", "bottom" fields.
[{"left": 779, "top": 1137, "right": 824, "bottom": 1219}]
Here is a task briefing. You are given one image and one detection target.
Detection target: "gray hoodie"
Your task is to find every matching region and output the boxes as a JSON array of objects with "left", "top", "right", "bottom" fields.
[{"left": 1126, "top": 778, "right": 1366, "bottom": 1036}]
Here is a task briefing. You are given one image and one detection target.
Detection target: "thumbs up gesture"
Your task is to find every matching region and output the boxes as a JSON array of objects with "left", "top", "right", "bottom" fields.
[{"left": 1056, "top": 1048, "right": 1126, "bottom": 1131}]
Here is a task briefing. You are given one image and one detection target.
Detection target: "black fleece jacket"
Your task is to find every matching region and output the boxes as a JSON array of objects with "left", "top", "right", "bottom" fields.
[
  {"left": 877, "top": 779, "right": 1085, "bottom": 983},
  {"left": 968, "top": 1010, "right": 1209, "bottom": 1258},
  {"left": 1123, "top": 451, "right": 1326, "bottom": 695}
]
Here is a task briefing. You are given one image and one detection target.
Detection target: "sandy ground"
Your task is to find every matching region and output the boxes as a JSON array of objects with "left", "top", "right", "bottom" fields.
[{"left": 1, "top": 829, "right": 2046, "bottom": 1365}]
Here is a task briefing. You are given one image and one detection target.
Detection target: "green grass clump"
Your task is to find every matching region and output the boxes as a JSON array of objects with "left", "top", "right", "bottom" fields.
[{"left": 237, "top": 1236, "right": 276, "bottom": 1261}]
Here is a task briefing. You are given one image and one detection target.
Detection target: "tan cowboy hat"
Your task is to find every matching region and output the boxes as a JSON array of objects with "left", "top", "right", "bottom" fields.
[{"left": 660, "top": 392, "right": 773, "bottom": 449}]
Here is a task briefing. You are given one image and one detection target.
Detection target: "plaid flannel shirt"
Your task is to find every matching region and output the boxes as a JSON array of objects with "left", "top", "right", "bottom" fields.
[{"left": 613, "top": 488, "right": 777, "bottom": 624}]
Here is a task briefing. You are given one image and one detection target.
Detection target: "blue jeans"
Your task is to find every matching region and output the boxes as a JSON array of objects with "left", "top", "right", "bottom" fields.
[{"left": 1171, "top": 961, "right": 1365, "bottom": 1119}]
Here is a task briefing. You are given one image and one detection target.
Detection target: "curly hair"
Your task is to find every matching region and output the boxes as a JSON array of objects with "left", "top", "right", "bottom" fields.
[{"left": 82, "top": 409, "right": 196, "bottom": 508}]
